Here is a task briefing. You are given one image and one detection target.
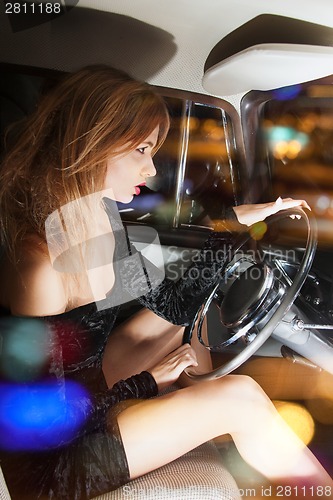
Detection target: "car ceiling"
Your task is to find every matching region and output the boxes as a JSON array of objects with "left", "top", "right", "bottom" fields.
[{"left": 1, "top": 0, "right": 333, "bottom": 110}]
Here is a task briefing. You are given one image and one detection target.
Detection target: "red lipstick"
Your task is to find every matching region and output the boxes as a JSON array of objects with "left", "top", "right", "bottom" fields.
[{"left": 134, "top": 182, "right": 146, "bottom": 195}]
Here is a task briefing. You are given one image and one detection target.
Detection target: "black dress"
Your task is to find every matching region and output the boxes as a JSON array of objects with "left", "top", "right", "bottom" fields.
[{"left": 0, "top": 200, "right": 238, "bottom": 499}]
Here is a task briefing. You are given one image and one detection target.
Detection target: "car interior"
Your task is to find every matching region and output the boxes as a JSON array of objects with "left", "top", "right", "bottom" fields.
[{"left": 1, "top": 1, "right": 333, "bottom": 499}]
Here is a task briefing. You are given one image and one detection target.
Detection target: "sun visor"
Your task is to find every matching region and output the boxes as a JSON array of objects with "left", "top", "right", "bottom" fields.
[
  {"left": 202, "top": 43, "right": 333, "bottom": 96},
  {"left": 203, "top": 15, "right": 333, "bottom": 97}
]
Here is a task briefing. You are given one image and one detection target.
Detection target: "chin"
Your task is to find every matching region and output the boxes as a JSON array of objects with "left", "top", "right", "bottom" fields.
[
  {"left": 118, "top": 194, "right": 134, "bottom": 204},
  {"left": 105, "top": 190, "right": 134, "bottom": 203}
]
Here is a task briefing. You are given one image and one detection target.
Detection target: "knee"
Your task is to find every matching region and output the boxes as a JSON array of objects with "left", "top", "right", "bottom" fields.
[
  {"left": 211, "top": 375, "right": 273, "bottom": 427},
  {"left": 215, "top": 374, "right": 267, "bottom": 402},
  {"left": 232, "top": 374, "right": 262, "bottom": 392}
]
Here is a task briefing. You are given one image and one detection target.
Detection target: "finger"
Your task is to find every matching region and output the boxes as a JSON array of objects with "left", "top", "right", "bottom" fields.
[
  {"left": 287, "top": 198, "right": 310, "bottom": 210},
  {"left": 301, "top": 200, "right": 311, "bottom": 211},
  {"left": 173, "top": 343, "right": 194, "bottom": 356},
  {"left": 178, "top": 347, "right": 198, "bottom": 363},
  {"left": 288, "top": 199, "right": 311, "bottom": 211},
  {"left": 166, "top": 344, "right": 197, "bottom": 366},
  {"left": 176, "top": 348, "right": 198, "bottom": 367},
  {"left": 166, "top": 344, "right": 190, "bottom": 357},
  {"left": 178, "top": 343, "right": 198, "bottom": 357},
  {"left": 179, "top": 353, "right": 198, "bottom": 369},
  {"left": 279, "top": 199, "right": 311, "bottom": 211}
]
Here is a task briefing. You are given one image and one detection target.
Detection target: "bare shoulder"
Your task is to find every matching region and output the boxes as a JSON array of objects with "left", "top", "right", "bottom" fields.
[{"left": 3, "top": 242, "right": 68, "bottom": 317}]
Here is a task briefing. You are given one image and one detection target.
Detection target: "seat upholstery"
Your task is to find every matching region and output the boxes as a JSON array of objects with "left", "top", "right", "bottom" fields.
[
  {"left": 0, "top": 466, "right": 10, "bottom": 500},
  {"left": 93, "top": 441, "right": 241, "bottom": 500},
  {"left": 0, "top": 443, "right": 240, "bottom": 500}
]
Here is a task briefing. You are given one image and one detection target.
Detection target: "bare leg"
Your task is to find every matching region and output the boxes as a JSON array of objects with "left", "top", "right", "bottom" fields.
[
  {"left": 102, "top": 308, "right": 212, "bottom": 387},
  {"left": 116, "top": 375, "right": 332, "bottom": 487}
]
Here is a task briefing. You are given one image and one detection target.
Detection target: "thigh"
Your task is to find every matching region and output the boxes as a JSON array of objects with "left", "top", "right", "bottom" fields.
[{"left": 115, "top": 376, "right": 254, "bottom": 480}]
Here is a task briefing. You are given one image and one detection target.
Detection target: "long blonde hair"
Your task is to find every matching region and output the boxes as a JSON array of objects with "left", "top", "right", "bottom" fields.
[{"left": 0, "top": 65, "right": 170, "bottom": 264}]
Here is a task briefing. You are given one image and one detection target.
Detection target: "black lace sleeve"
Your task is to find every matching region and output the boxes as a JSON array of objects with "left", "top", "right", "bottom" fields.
[
  {"left": 71, "top": 371, "right": 158, "bottom": 435},
  {"left": 109, "top": 202, "right": 246, "bottom": 326},
  {"left": 134, "top": 230, "right": 234, "bottom": 326}
]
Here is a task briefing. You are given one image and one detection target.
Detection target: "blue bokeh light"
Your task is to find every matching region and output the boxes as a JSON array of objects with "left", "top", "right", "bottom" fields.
[
  {"left": 118, "top": 193, "right": 164, "bottom": 212},
  {"left": 273, "top": 84, "right": 302, "bottom": 101},
  {"left": 0, "top": 380, "right": 91, "bottom": 450}
]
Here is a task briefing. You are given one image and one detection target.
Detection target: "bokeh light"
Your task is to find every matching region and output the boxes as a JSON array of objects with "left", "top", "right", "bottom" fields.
[
  {"left": 265, "top": 126, "right": 309, "bottom": 161},
  {"left": 316, "top": 195, "right": 331, "bottom": 214},
  {"left": 0, "top": 380, "right": 90, "bottom": 451},
  {"left": 274, "top": 400, "right": 315, "bottom": 445},
  {"left": 249, "top": 221, "right": 267, "bottom": 240},
  {"left": 188, "top": 117, "right": 200, "bottom": 131},
  {"left": 286, "top": 139, "right": 302, "bottom": 159},
  {"left": 0, "top": 318, "right": 52, "bottom": 382},
  {"left": 306, "top": 398, "right": 333, "bottom": 425},
  {"left": 273, "top": 85, "right": 302, "bottom": 101}
]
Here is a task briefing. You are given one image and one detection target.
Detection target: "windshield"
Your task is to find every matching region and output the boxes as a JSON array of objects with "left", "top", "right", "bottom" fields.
[{"left": 253, "top": 83, "right": 333, "bottom": 248}]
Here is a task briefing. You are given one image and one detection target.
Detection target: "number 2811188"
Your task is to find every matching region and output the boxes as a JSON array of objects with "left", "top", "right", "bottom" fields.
[{"left": 5, "top": 3, "right": 62, "bottom": 14}]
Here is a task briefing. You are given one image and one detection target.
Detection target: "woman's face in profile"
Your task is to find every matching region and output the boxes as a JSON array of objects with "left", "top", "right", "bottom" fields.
[{"left": 104, "top": 126, "right": 159, "bottom": 203}]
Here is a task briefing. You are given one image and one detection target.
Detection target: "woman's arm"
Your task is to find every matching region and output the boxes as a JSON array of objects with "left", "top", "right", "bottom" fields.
[
  {"left": 5, "top": 248, "right": 68, "bottom": 317},
  {"left": 119, "top": 198, "right": 310, "bottom": 326},
  {"left": 77, "top": 370, "right": 158, "bottom": 434},
  {"left": 232, "top": 197, "right": 310, "bottom": 226}
]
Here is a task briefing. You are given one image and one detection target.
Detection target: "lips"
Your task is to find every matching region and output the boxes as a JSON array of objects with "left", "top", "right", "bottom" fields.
[{"left": 134, "top": 182, "right": 146, "bottom": 195}]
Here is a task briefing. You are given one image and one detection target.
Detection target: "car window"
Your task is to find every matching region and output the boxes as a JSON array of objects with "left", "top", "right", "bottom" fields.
[
  {"left": 177, "top": 102, "right": 239, "bottom": 227},
  {"left": 253, "top": 84, "right": 333, "bottom": 247},
  {"left": 118, "top": 96, "right": 241, "bottom": 229}
]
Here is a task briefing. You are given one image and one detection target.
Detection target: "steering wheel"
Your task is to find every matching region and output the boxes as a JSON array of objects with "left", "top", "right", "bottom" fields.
[{"left": 184, "top": 207, "right": 317, "bottom": 380}]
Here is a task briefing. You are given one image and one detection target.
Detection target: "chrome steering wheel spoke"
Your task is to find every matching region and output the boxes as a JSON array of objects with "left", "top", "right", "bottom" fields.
[{"left": 184, "top": 208, "right": 317, "bottom": 380}]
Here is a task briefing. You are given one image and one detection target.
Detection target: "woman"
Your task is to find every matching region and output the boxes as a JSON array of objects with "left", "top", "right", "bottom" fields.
[{"left": 0, "top": 66, "right": 331, "bottom": 499}]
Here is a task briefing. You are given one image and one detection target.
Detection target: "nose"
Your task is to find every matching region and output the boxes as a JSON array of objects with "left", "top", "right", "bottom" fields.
[{"left": 143, "top": 157, "right": 156, "bottom": 178}]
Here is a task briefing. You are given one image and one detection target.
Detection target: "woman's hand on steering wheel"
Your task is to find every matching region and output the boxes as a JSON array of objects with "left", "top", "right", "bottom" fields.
[
  {"left": 148, "top": 344, "right": 198, "bottom": 391},
  {"left": 233, "top": 197, "right": 311, "bottom": 227}
]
